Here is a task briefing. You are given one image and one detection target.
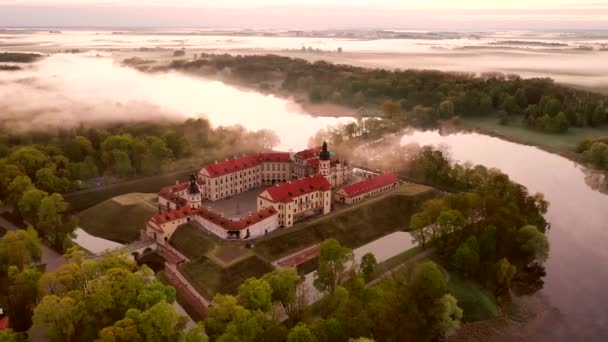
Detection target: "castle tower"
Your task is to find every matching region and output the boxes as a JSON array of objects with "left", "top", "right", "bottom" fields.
[
  {"left": 319, "top": 141, "right": 331, "bottom": 184},
  {"left": 187, "top": 174, "right": 202, "bottom": 209}
]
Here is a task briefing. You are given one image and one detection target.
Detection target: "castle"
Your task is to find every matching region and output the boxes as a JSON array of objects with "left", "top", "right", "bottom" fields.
[{"left": 143, "top": 142, "right": 399, "bottom": 243}]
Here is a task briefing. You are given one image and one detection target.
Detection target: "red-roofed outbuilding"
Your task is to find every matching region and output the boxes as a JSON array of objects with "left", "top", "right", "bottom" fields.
[{"left": 334, "top": 172, "right": 400, "bottom": 205}]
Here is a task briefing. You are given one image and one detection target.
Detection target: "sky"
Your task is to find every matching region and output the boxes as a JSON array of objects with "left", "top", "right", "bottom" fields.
[{"left": 0, "top": 0, "right": 607, "bottom": 29}]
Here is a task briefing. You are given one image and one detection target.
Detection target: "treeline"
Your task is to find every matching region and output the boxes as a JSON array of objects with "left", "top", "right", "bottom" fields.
[
  {"left": 577, "top": 137, "right": 608, "bottom": 170},
  {"left": 0, "top": 52, "right": 43, "bottom": 63},
  {"left": 0, "top": 118, "right": 279, "bottom": 195},
  {"left": 0, "top": 233, "right": 205, "bottom": 341},
  {"left": 407, "top": 146, "right": 549, "bottom": 302},
  {"left": 165, "top": 54, "right": 607, "bottom": 132}
]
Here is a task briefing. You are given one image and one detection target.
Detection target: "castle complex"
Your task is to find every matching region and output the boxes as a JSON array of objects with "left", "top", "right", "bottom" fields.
[{"left": 143, "top": 142, "right": 399, "bottom": 243}]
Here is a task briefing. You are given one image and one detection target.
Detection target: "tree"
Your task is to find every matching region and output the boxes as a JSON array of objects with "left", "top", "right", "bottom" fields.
[
  {"left": 493, "top": 258, "right": 516, "bottom": 299},
  {"left": 35, "top": 167, "right": 70, "bottom": 194},
  {"left": 18, "top": 188, "right": 48, "bottom": 223},
  {"left": 359, "top": 253, "right": 377, "bottom": 281},
  {"left": 583, "top": 142, "right": 608, "bottom": 168},
  {"left": 0, "top": 227, "right": 42, "bottom": 270},
  {"left": 502, "top": 95, "right": 520, "bottom": 114},
  {"left": 37, "top": 193, "right": 77, "bottom": 251},
  {"left": 430, "top": 294, "right": 462, "bottom": 337},
  {"left": 237, "top": 278, "right": 273, "bottom": 312},
  {"left": 33, "top": 295, "right": 86, "bottom": 342},
  {"left": 126, "top": 301, "right": 188, "bottom": 342},
  {"left": 314, "top": 239, "right": 354, "bottom": 294},
  {"left": 410, "top": 261, "right": 448, "bottom": 308},
  {"left": 516, "top": 225, "right": 549, "bottom": 264},
  {"left": 205, "top": 294, "right": 249, "bottom": 339},
  {"left": 452, "top": 239, "right": 480, "bottom": 277},
  {"left": 382, "top": 100, "right": 402, "bottom": 119},
  {"left": 217, "top": 309, "right": 270, "bottom": 342},
  {"left": 7, "top": 175, "right": 33, "bottom": 210},
  {"left": 0, "top": 329, "right": 25, "bottom": 342},
  {"left": 262, "top": 268, "right": 302, "bottom": 321},
  {"left": 287, "top": 323, "right": 316, "bottom": 342},
  {"left": 8, "top": 146, "right": 49, "bottom": 177},
  {"left": 438, "top": 100, "right": 455, "bottom": 118},
  {"left": 110, "top": 149, "right": 133, "bottom": 177},
  {"left": 7, "top": 266, "right": 42, "bottom": 332}
]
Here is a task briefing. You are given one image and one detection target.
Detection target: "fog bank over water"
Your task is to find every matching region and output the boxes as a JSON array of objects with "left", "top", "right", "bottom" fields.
[
  {"left": 0, "top": 54, "right": 352, "bottom": 150},
  {"left": 2, "top": 29, "right": 608, "bottom": 89}
]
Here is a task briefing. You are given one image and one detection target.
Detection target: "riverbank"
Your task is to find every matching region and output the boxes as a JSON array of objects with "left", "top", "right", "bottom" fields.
[{"left": 448, "top": 116, "right": 607, "bottom": 172}]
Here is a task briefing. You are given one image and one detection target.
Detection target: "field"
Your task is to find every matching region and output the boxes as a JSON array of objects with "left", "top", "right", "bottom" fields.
[
  {"left": 253, "top": 186, "right": 439, "bottom": 261},
  {"left": 77, "top": 193, "right": 157, "bottom": 243},
  {"left": 170, "top": 224, "right": 218, "bottom": 260},
  {"left": 460, "top": 114, "right": 607, "bottom": 156},
  {"left": 448, "top": 274, "right": 499, "bottom": 322},
  {"left": 179, "top": 255, "right": 274, "bottom": 298}
]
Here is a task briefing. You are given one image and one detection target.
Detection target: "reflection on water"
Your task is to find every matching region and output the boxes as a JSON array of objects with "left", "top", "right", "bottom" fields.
[
  {"left": 400, "top": 130, "right": 608, "bottom": 341},
  {"left": 0, "top": 54, "right": 352, "bottom": 151}
]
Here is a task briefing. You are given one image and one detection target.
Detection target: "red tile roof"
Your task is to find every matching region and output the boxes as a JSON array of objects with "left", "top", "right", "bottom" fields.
[
  {"left": 160, "top": 182, "right": 189, "bottom": 195},
  {"left": 306, "top": 159, "right": 320, "bottom": 168},
  {"left": 341, "top": 172, "right": 399, "bottom": 198},
  {"left": 259, "top": 152, "right": 291, "bottom": 162},
  {"left": 202, "top": 152, "right": 291, "bottom": 178},
  {"left": 152, "top": 206, "right": 194, "bottom": 225},
  {"left": 295, "top": 146, "right": 322, "bottom": 160},
  {"left": 263, "top": 174, "right": 331, "bottom": 203},
  {"left": 158, "top": 192, "right": 188, "bottom": 207},
  {"left": 0, "top": 317, "right": 9, "bottom": 330},
  {"left": 196, "top": 206, "right": 277, "bottom": 231}
]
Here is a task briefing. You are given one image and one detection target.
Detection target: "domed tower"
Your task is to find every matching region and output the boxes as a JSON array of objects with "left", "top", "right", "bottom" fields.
[
  {"left": 187, "top": 174, "right": 202, "bottom": 209},
  {"left": 319, "top": 141, "right": 332, "bottom": 184}
]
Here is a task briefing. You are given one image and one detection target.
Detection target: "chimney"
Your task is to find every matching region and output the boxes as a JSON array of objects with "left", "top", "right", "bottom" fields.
[
  {"left": 248, "top": 211, "right": 253, "bottom": 216},
  {"left": 175, "top": 180, "right": 179, "bottom": 185},
  {"left": 158, "top": 204, "right": 162, "bottom": 215}
]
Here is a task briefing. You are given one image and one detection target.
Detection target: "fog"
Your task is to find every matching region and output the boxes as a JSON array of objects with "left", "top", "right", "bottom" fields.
[{"left": 0, "top": 53, "right": 352, "bottom": 150}]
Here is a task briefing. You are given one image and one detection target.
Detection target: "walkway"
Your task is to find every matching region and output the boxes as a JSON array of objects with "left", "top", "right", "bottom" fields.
[{"left": 273, "top": 244, "right": 320, "bottom": 268}]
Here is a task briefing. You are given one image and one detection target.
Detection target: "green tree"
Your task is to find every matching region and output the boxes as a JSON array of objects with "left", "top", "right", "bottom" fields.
[
  {"left": 0, "top": 329, "right": 25, "bottom": 342},
  {"left": 37, "top": 193, "right": 77, "bottom": 251},
  {"left": 237, "top": 277, "right": 273, "bottom": 312},
  {"left": 125, "top": 301, "right": 188, "bottom": 342},
  {"left": 452, "top": 238, "right": 480, "bottom": 277},
  {"left": 359, "top": 253, "right": 377, "bottom": 281},
  {"left": 110, "top": 149, "right": 133, "bottom": 177},
  {"left": 217, "top": 309, "right": 269, "bottom": 342},
  {"left": 33, "top": 295, "right": 86, "bottom": 342},
  {"left": 314, "top": 239, "right": 354, "bottom": 294},
  {"left": 516, "top": 225, "right": 549, "bottom": 264},
  {"left": 205, "top": 294, "right": 249, "bottom": 339},
  {"left": 410, "top": 261, "right": 448, "bottom": 308},
  {"left": 287, "top": 323, "right": 316, "bottom": 342},
  {"left": 0, "top": 227, "right": 42, "bottom": 270},
  {"left": 502, "top": 95, "right": 520, "bottom": 114},
  {"left": 262, "top": 268, "right": 302, "bottom": 321},
  {"left": 35, "top": 167, "right": 70, "bottom": 194},
  {"left": 7, "top": 175, "right": 34, "bottom": 210},
  {"left": 438, "top": 100, "right": 455, "bottom": 118},
  {"left": 430, "top": 294, "right": 463, "bottom": 337},
  {"left": 7, "top": 266, "right": 42, "bottom": 332},
  {"left": 493, "top": 258, "right": 516, "bottom": 299},
  {"left": 8, "top": 146, "right": 49, "bottom": 178},
  {"left": 18, "top": 188, "right": 48, "bottom": 224}
]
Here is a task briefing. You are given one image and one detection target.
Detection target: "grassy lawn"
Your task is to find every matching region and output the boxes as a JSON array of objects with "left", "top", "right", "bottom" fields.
[
  {"left": 170, "top": 224, "right": 218, "bottom": 260},
  {"left": 77, "top": 193, "right": 157, "bottom": 243},
  {"left": 179, "top": 255, "right": 274, "bottom": 298},
  {"left": 448, "top": 274, "right": 499, "bottom": 322},
  {"left": 254, "top": 189, "right": 439, "bottom": 261},
  {"left": 461, "top": 114, "right": 608, "bottom": 154}
]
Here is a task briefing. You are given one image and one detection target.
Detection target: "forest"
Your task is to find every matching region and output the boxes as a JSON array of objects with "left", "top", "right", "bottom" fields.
[{"left": 163, "top": 54, "right": 607, "bottom": 133}]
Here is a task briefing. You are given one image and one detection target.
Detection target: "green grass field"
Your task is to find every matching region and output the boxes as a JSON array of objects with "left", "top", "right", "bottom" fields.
[
  {"left": 77, "top": 193, "right": 157, "bottom": 243},
  {"left": 179, "top": 255, "right": 274, "bottom": 298},
  {"left": 254, "top": 188, "right": 439, "bottom": 261},
  {"left": 461, "top": 114, "right": 608, "bottom": 154},
  {"left": 170, "top": 224, "right": 218, "bottom": 260},
  {"left": 448, "top": 274, "right": 499, "bottom": 322}
]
